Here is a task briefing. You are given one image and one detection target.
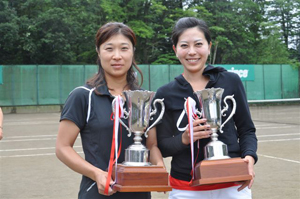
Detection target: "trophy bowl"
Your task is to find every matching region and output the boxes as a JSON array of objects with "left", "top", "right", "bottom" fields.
[
  {"left": 195, "top": 87, "right": 231, "bottom": 160},
  {"left": 111, "top": 90, "right": 171, "bottom": 192},
  {"left": 122, "top": 90, "right": 155, "bottom": 166},
  {"left": 191, "top": 88, "right": 252, "bottom": 186}
]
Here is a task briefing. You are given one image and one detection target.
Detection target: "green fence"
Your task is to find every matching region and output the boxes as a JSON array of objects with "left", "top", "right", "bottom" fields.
[{"left": 0, "top": 65, "right": 299, "bottom": 106}]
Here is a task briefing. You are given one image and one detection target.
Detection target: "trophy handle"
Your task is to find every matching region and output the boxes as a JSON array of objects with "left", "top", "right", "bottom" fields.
[
  {"left": 121, "top": 109, "right": 132, "bottom": 137},
  {"left": 123, "top": 110, "right": 130, "bottom": 119},
  {"left": 144, "top": 98, "right": 165, "bottom": 138},
  {"left": 119, "top": 114, "right": 132, "bottom": 137},
  {"left": 176, "top": 98, "right": 202, "bottom": 132},
  {"left": 112, "top": 97, "right": 132, "bottom": 137},
  {"left": 195, "top": 109, "right": 202, "bottom": 119},
  {"left": 219, "top": 95, "right": 236, "bottom": 133}
]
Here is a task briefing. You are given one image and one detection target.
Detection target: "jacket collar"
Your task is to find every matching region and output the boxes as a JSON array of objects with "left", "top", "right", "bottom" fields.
[{"left": 175, "top": 64, "right": 226, "bottom": 86}]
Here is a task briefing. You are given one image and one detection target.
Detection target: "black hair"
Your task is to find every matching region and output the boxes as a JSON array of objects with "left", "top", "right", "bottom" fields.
[
  {"left": 172, "top": 17, "right": 211, "bottom": 47},
  {"left": 87, "top": 22, "right": 143, "bottom": 94}
]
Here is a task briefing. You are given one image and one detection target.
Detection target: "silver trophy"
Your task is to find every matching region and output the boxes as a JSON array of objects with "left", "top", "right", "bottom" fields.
[
  {"left": 112, "top": 90, "right": 165, "bottom": 166},
  {"left": 194, "top": 88, "right": 236, "bottom": 160}
]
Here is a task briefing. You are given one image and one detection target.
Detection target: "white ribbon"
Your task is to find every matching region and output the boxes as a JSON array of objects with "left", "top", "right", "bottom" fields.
[
  {"left": 186, "top": 97, "right": 197, "bottom": 179},
  {"left": 176, "top": 97, "right": 198, "bottom": 179}
]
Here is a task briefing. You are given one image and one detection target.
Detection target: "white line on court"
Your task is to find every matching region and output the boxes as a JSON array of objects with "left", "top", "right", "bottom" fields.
[
  {"left": 1, "top": 136, "right": 81, "bottom": 142},
  {"left": 0, "top": 151, "right": 83, "bottom": 158},
  {"left": 4, "top": 121, "right": 58, "bottom": 126},
  {"left": 2, "top": 137, "right": 297, "bottom": 152},
  {"left": 258, "top": 138, "right": 300, "bottom": 142},
  {"left": 255, "top": 123, "right": 295, "bottom": 127},
  {"left": 256, "top": 126, "right": 297, "bottom": 130},
  {"left": 5, "top": 135, "right": 57, "bottom": 139},
  {"left": 4, "top": 114, "right": 59, "bottom": 122},
  {"left": 258, "top": 154, "right": 300, "bottom": 164},
  {"left": 0, "top": 138, "right": 57, "bottom": 142},
  {"left": 3, "top": 130, "right": 297, "bottom": 140},
  {"left": 0, "top": 146, "right": 82, "bottom": 152},
  {"left": 5, "top": 134, "right": 297, "bottom": 143},
  {"left": 257, "top": 133, "right": 300, "bottom": 137}
]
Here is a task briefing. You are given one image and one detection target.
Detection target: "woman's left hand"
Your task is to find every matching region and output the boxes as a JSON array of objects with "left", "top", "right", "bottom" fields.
[{"left": 237, "top": 155, "right": 255, "bottom": 191}]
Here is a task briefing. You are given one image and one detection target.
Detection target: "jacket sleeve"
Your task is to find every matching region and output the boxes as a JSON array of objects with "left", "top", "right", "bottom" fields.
[
  {"left": 154, "top": 88, "right": 190, "bottom": 158},
  {"left": 232, "top": 74, "right": 258, "bottom": 163}
]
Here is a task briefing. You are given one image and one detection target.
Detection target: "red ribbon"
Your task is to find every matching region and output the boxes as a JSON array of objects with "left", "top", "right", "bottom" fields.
[{"left": 104, "top": 96, "right": 123, "bottom": 194}]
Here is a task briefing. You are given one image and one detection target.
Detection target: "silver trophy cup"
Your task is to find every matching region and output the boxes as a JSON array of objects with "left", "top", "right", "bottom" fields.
[
  {"left": 194, "top": 88, "right": 236, "bottom": 160},
  {"left": 112, "top": 90, "right": 164, "bottom": 166}
]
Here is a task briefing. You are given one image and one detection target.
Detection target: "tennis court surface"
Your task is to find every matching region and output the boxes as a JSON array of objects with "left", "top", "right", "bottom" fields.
[{"left": 0, "top": 104, "right": 299, "bottom": 199}]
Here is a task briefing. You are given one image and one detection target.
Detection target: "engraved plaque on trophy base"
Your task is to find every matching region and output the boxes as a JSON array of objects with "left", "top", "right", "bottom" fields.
[
  {"left": 112, "top": 164, "right": 172, "bottom": 192},
  {"left": 191, "top": 158, "right": 252, "bottom": 186}
]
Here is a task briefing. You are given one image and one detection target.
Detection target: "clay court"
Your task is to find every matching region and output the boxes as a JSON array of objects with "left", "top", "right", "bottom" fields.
[{"left": 0, "top": 104, "right": 299, "bottom": 199}]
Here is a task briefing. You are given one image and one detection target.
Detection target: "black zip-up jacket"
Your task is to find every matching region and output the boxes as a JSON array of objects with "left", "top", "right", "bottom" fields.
[{"left": 153, "top": 65, "right": 257, "bottom": 182}]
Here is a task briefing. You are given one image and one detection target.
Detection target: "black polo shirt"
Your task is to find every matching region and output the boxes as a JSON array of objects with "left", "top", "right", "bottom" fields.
[{"left": 60, "top": 83, "right": 150, "bottom": 199}]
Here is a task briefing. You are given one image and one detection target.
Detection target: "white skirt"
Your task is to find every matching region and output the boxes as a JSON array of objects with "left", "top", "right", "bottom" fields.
[{"left": 169, "top": 186, "right": 252, "bottom": 199}]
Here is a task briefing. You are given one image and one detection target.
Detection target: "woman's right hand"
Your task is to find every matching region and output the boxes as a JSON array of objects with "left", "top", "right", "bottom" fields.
[
  {"left": 94, "top": 169, "right": 117, "bottom": 196},
  {"left": 56, "top": 120, "right": 116, "bottom": 196},
  {"left": 182, "top": 118, "right": 211, "bottom": 145}
]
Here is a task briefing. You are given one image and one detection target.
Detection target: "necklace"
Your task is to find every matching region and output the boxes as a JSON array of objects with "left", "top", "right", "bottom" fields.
[{"left": 108, "top": 88, "right": 125, "bottom": 98}]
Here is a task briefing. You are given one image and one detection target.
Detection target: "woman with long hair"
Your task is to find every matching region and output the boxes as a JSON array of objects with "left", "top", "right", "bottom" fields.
[{"left": 56, "top": 22, "right": 151, "bottom": 199}]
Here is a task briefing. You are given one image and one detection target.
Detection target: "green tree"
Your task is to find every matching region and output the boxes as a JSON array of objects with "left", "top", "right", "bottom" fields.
[
  {"left": 0, "top": 1, "right": 21, "bottom": 64},
  {"left": 149, "top": 0, "right": 211, "bottom": 64},
  {"left": 256, "top": 0, "right": 300, "bottom": 66},
  {"left": 198, "top": 0, "right": 264, "bottom": 64},
  {"left": 265, "top": 0, "right": 300, "bottom": 48},
  {"left": 256, "top": 32, "right": 291, "bottom": 64},
  {"left": 0, "top": 0, "right": 298, "bottom": 65}
]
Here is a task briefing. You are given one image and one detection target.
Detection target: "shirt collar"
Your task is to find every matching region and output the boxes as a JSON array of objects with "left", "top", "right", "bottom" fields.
[{"left": 90, "top": 80, "right": 111, "bottom": 96}]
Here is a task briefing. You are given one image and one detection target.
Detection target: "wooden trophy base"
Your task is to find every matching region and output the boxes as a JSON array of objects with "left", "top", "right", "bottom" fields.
[
  {"left": 192, "top": 157, "right": 252, "bottom": 186},
  {"left": 112, "top": 164, "right": 172, "bottom": 192}
]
